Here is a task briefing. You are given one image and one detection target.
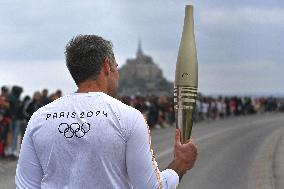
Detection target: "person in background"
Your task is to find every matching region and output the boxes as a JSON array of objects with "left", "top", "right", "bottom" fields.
[
  {"left": 7, "top": 86, "right": 23, "bottom": 159},
  {"left": 0, "top": 109, "right": 10, "bottom": 158},
  {"left": 0, "top": 86, "right": 12, "bottom": 159},
  {"left": 55, "top": 89, "right": 62, "bottom": 99},
  {"left": 25, "top": 91, "right": 42, "bottom": 120},
  {"left": 41, "top": 89, "right": 51, "bottom": 106},
  {"left": 0, "top": 86, "right": 10, "bottom": 116},
  {"left": 18, "top": 95, "right": 31, "bottom": 143}
]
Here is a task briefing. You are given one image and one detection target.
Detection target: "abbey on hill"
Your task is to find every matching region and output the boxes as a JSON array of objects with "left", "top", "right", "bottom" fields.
[{"left": 118, "top": 41, "right": 173, "bottom": 96}]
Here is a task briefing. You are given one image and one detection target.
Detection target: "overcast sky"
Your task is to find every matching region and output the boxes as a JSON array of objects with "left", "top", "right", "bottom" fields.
[{"left": 0, "top": 0, "right": 283, "bottom": 96}]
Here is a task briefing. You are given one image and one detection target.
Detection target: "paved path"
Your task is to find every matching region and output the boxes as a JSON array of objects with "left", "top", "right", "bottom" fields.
[
  {"left": 0, "top": 113, "right": 283, "bottom": 189},
  {"left": 274, "top": 129, "right": 284, "bottom": 189},
  {"left": 0, "top": 159, "right": 17, "bottom": 189},
  {"left": 151, "top": 113, "right": 284, "bottom": 189}
]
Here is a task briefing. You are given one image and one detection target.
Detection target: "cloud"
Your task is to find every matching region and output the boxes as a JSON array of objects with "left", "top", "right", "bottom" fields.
[
  {"left": 199, "top": 60, "right": 284, "bottom": 95},
  {"left": 0, "top": 60, "right": 76, "bottom": 96},
  {"left": 197, "top": 6, "right": 284, "bottom": 66},
  {"left": 200, "top": 7, "right": 284, "bottom": 31},
  {"left": 0, "top": 0, "right": 128, "bottom": 60},
  {"left": 1, "top": 0, "right": 284, "bottom": 95}
]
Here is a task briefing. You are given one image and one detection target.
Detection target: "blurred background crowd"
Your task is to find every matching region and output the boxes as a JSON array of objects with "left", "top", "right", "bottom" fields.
[
  {"left": 1, "top": 85, "right": 284, "bottom": 160},
  {"left": 121, "top": 94, "right": 284, "bottom": 128},
  {"left": 0, "top": 86, "right": 62, "bottom": 160}
]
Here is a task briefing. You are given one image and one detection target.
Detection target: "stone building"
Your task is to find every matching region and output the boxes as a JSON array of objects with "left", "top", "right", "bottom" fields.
[{"left": 118, "top": 41, "right": 173, "bottom": 96}]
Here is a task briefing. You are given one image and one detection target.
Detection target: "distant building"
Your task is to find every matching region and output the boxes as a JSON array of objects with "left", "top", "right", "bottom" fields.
[{"left": 118, "top": 41, "right": 173, "bottom": 96}]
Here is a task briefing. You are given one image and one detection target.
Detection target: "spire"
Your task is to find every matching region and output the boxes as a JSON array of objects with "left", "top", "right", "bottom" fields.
[{"left": 136, "top": 39, "right": 144, "bottom": 58}]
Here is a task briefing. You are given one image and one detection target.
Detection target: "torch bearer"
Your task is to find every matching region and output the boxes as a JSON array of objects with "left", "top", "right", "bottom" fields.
[{"left": 174, "top": 5, "right": 198, "bottom": 144}]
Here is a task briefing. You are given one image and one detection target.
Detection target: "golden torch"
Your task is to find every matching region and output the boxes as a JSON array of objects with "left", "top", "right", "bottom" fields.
[{"left": 174, "top": 5, "right": 198, "bottom": 143}]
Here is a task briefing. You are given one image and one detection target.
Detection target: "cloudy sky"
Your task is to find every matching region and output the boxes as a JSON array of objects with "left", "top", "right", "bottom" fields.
[{"left": 0, "top": 0, "right": 283, "bottom": 96}]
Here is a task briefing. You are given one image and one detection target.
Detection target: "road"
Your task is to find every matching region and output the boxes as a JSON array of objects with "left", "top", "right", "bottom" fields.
[
  {"left": 152, "top": 113, "right": 284, "bottom": 189},
  {"left": 1, "top": 113, "right": 283, "bottom": 189}
]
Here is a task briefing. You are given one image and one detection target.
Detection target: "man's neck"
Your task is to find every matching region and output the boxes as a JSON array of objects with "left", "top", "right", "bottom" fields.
[{"left": 77, "top": 79, "right": 108, "bottom": 94}]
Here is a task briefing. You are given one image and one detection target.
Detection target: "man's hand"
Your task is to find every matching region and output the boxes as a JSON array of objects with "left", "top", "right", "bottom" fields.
[
  {"left": 167, "top": 129, "right": 198, "bottom": 179},
  {"left": 174, "top": 129, "right": 198, "bottom": 171}
]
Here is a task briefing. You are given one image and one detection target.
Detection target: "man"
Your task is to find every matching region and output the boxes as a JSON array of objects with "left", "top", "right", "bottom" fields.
[
  {"left": 41, "top": 89, "right": 51, "bottom": 106},
  {"left": 0, "top": 108, "right": 10, "bottom": 158},
  {"left": 8, "top": 86, "right": 23, "bottom": 158},
  {"left": 25, "top": 91, "right": 42, "bottom": 120},
  {"left": 0, "top": 86, "right": 12, "bottom": 158},
  {"left": 16, "top": 35, "right": 197, "bottom": 189}
]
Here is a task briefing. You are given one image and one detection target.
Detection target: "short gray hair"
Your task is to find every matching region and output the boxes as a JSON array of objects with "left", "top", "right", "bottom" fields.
[{"left": 65, "top": 35, "right": 115, "bottom": 85}]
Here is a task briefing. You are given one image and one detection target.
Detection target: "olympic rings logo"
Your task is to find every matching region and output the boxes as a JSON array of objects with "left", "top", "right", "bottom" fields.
[{"left": 58, "top": 122, "right": 91, "bottom": 138}]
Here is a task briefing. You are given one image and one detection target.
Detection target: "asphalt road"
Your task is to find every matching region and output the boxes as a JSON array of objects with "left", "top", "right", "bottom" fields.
[
  {"left": 152, "top": 113, "right": 284, "bottom": 189},
  {"left": 0, "top": 113, "right": 283, "bottom": 189}
]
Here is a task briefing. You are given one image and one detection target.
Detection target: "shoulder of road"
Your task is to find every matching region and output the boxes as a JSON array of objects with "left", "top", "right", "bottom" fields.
[{"left": 274, "top": 127, "right": 284, "bottom": 189}]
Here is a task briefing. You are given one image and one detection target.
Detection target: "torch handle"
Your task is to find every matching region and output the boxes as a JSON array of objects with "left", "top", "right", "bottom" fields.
[{"left": 174, "top": 86, "right": 197, "bottom": 143}]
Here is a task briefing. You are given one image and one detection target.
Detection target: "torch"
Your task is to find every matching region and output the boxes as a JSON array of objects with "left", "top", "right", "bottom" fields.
[{"left": 174, "top": 5, "right": 198, "bottom": 143}]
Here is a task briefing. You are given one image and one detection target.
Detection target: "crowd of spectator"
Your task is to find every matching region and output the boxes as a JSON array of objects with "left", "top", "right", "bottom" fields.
[
  {"left": 1, "top": 85, "right": 284, "bottom": 160},
  {"left": 121, "top": 94, "right": 284, "bottom": 128},
  {"left": 0, "top": 86, "right": 62, "bottom": 160}
]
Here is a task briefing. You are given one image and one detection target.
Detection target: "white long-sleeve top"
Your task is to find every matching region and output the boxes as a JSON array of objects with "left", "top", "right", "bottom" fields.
[{"left": 16, "top": 92, "right": 179, "bottom": 189}]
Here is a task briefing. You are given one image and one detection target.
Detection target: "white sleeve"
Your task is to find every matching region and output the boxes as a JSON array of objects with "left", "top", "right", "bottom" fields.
[
  {"left": 126, "top": 113, "right": 179, "bottom": 189},
  {"left": 15, "top": 116, "right": 43, "bottom": 189}
]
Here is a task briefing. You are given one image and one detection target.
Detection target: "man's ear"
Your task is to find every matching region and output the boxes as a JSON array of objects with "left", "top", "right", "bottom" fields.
[{"left": 102, "top": 58, "right": 111, "bottom": 76}]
